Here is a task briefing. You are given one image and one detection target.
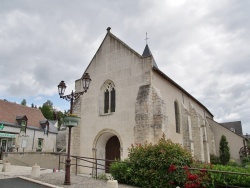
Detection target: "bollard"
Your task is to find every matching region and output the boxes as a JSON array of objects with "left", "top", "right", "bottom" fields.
[
  {"left": 53, "top": 168, "right": 58, "bottom": 172},
  {"left": 31, "top": 163, "right": 40, "bottom": 177},
  {"left": 2, "top": 162, "right": 11, "bottom": 172},
  {"left": 107, "top": 180, "right": 118, "bottom": 188}
]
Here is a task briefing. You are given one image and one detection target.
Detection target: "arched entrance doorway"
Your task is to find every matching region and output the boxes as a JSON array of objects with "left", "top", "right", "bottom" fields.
[{"left": 105, "top": 136, "right": 120, "bottom": 172}]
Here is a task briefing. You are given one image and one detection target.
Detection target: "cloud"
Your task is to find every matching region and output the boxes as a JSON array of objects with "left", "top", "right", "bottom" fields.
[{"left": 0, "top": 0, "right": 249, "bottom": 134}]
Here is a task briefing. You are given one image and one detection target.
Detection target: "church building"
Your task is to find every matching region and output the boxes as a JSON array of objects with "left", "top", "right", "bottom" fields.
[{"left": 71, "top": 28, "right": 245, "bottom": 174}]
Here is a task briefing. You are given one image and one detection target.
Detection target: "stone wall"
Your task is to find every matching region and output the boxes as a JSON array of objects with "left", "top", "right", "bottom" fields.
[
  {"left": 181, "top": 104, "right": 192, "bottom": 154},
  {"left": 208, "top": 117, "right": 244, "bottom": 163},
  {"left": 206, "top": 119, "right": 216, "bottom": 155},
  {"left": 134, "top": 84, "right": 166, "bottom": 144},
  {"left": 2, "top": 152, "right": 63, "bottom": 169},
  {"left": 190, "top": 105, "right": 204, "bottom": 162}
]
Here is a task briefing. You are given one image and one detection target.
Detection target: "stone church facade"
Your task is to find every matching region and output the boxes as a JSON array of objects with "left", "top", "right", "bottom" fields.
[{"left": 71, "top": 28, "right": 244, "bottom": 174}]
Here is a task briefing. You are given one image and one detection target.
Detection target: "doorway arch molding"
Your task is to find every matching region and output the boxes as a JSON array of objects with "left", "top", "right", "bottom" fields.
[{"left": 92, "top": 128, "right": 123, "bottom": 158}]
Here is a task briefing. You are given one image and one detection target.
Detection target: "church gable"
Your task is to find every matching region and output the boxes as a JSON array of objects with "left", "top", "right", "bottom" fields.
[{"left": 84, "top": 28, "right": 145, "bottom": 78}]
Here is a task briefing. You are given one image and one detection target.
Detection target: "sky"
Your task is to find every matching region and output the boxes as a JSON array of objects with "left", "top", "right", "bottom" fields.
[{"left": 0, "top": 0, "right": 249, "bottom": 134}]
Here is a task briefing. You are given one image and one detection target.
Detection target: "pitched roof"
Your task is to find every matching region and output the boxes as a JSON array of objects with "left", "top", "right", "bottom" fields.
[
  {"left": 220, "top": 121, "right": 243, "bottom": 135},
  {"left": 0, "top": 99, "right": 46, "bottom": 128}
]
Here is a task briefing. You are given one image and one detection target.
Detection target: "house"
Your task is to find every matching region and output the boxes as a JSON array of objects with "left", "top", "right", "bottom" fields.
[
  {"left": 70, "top": 28, "right": 246, "bottom": 173},
  {"left": 0, "top": 99, "right": 57, "bottom": 155}
]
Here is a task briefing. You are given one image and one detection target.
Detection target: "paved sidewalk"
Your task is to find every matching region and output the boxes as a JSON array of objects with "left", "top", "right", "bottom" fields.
[{"left": 0, "top": 164, "right": 138, "bottom": 188}]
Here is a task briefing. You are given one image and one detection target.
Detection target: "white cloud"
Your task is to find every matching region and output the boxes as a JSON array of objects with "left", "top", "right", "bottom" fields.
[{"left": 0, "top": 0, "right": 249, "bottom": 133}]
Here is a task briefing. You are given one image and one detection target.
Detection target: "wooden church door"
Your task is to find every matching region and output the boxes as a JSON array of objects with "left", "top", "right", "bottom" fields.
[{"left": 105, "top": 136, "right": 120, "bottom": 172}]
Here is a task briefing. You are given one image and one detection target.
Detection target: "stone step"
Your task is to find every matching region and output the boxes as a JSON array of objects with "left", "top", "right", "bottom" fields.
[{"left": 0, "top": 160, "right": 2, "bottom": 164}]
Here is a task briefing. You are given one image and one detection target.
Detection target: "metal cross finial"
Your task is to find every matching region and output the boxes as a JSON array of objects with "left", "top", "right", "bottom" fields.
[{"left": 145, "top": 32, "right": 149, "bottom": 44}]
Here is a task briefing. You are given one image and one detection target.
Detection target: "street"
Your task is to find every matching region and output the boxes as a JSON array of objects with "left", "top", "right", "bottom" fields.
[{"left": 0, "top": 178, "right": 49, "bottom": 188}]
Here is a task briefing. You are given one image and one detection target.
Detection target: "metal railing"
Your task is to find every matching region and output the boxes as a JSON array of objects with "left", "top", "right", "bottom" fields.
[
  {"left": 58, "top": 153, "right": 122, "bottom": 178},
  {"left": 58, "top": 153, "right": 250, "bottom": 187}
]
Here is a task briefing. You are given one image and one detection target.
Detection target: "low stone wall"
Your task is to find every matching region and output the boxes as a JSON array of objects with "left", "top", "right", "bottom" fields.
[{"left": 2, "top": 152, "right": 66, "bottom": 170}]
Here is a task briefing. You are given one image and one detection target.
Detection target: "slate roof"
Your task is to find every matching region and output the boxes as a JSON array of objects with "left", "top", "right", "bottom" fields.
[
  {"left": 142, "top": 44, "right": 158, "bottom": 68},
  {"left": 142, "top": 44, "right": 151, "bottom": 57},
  {"left": 220, "top": 121, "right": 243, "bottom": 135},
  {"left": 0, "top": 99, "right": 46, "bottom": 128}
]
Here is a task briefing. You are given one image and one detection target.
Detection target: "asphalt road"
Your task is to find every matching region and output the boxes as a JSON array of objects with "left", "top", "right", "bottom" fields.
[{"left": 0, "top": 178, "right": 49, "bottom": 188}]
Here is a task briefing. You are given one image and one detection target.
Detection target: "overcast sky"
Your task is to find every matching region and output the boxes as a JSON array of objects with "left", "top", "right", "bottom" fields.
[{"left": 0, "top": 0, "right": 249, "bottom": 134}]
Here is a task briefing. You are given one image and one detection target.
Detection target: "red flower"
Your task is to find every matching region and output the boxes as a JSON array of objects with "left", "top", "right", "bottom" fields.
[
  {"left": 184, "top": 182, "right": 199, "bottom": 188},
  {"left": 188, "top": 174, "right": 198, "bottom": 181},
  {"left": 168, "top": 164, "right": 176, "bottom": 172},
  {"left": 184, "top": 166, "right": 189, "bottom": 171}
]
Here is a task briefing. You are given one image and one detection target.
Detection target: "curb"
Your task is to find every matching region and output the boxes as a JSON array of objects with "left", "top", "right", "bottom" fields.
[{"left": 18, "top": 176, "right": 63, "bottom": 188}]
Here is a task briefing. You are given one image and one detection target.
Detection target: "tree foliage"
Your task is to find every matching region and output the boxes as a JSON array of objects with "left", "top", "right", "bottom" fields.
[
  {"left": 39, "top": 100, "right": 54, "bottom": 120},
  {"left": 21, "top": 99, "right": 27, "bottom": 106},
  {"left": 219, "top": 135, "right": 230, "bottom": 165}
]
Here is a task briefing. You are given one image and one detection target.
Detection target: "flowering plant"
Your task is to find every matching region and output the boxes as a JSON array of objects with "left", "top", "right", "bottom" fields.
[
  {"left": 67, "top": 113, "right": 78, "bottom": 117},
  {"left": 166, "top": 165, "right": 210, "bottom": 188}
]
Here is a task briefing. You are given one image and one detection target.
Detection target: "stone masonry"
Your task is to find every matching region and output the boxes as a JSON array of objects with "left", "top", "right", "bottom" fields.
[
  {"left": 190, "top": 105, "right": 205, "bottom": 162},
  {"left": 134, "top": 84, "right": 166, "bottom": 144}
]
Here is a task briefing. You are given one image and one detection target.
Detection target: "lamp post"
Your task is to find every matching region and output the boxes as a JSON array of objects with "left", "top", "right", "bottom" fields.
[{"left": 57, "top": 73, "right": 91, "bottom": 185}]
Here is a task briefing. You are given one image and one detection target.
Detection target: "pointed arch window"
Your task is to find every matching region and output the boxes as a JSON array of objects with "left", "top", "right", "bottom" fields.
[
  {"left": 100, "top": 80, "right": 116, "bottom": 115},
  {"left": 174, "top": 101, "right": 180, "bottom": 133}
]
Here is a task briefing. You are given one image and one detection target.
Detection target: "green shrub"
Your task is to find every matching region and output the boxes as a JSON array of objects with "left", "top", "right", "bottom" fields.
[
  {"left": 110, "top": 159, "right": 132, "bottom": 184},
  {"left": 210, "top": 154, "right": 221, "bottom": 165},
  {"left": 127, "top": 136, "right": 193, "bottom": 187},
  {"left": 227, "top": 159, "right": 240, "bottom": 167},
  {"left": 208, "top": 164, "right": 250, "bottom": 187},
  {"left": 97, "top": 173, "right": 108, "bottom": 180},
  {"left": 242, "top": 156, "right": 250, "bottom": 167},
  {"left": 219, "top": 135, "right": 230, "bottom": 165}
]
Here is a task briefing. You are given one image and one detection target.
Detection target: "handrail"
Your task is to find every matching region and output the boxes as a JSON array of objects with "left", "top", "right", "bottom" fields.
[
  {"left": 188, "top": 167, "right": 250, "bottom": 176},
  {"left": 58, "top": 152, "right": 250, "bottom": 186},
  {"left": 58, "top": 153, "right": 124, "bottom": 178}
]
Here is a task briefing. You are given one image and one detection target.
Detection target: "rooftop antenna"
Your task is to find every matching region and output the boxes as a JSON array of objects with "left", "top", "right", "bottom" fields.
[{"left": 145, "top": 32, "right": 149, "bottom": 44}]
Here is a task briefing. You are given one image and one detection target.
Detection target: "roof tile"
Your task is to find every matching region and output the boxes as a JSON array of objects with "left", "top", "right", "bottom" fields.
[{"left": 0, "top": 99, "right": 46, "bottom": 128}]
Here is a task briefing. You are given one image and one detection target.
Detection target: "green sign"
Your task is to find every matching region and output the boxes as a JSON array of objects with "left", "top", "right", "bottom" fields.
[
  {"left": 0, "top": 124, "right": 4, "bottom": 130},
  {"left": 0, "top": 133, "right": 16, "bottom": 138}
]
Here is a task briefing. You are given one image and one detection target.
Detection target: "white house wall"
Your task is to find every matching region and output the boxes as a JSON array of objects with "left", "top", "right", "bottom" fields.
[{"left": 17, "top": 129, "right": 57, "bottom": 152}]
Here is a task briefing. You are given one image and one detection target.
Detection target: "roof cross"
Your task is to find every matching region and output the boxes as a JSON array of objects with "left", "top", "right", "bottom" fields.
[{"left": 145, "top": 32, "right": 149, "bottom": 44}]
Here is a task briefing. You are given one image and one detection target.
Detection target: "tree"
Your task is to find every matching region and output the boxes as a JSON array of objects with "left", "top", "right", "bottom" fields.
[
  {"left": 219, "top": 135, "right": 230, "bottom": 165},
  {"left": 21, "top": 99, "right": 27, "bottom": 106},
  {"left": 39, "top": 100, "right": 54, "bottom": 120},
  {"left": 56, "top": 110, "right": 65, "bottom": 130}
]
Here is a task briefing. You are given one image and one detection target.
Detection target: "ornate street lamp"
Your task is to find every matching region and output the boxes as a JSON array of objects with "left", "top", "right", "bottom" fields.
[{"left": 57, "top": 72, "right": 91, "bottom": 185}]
